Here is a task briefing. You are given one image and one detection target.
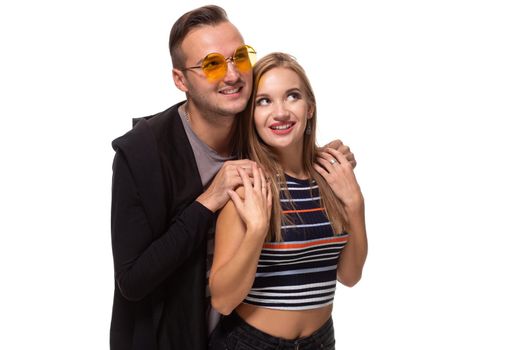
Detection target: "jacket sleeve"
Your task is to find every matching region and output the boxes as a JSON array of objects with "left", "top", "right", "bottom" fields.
[{"left": 110, "top": 150, "right": 213, "bottom": 301}]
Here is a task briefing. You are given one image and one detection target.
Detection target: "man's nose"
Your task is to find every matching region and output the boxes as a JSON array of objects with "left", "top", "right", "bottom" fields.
[{"left": 223, "top": 60, "right": 241, "bottom": 83}]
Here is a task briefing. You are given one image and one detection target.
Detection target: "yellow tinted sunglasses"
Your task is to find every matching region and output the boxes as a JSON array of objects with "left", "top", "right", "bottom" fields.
[{"left": 182, "top": 45, "right": 256, "bottom": 82}]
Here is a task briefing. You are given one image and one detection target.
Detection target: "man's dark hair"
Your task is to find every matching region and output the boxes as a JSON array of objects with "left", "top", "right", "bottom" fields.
[{"left": 169, "top": 5, "right": 229, "bottom": 69}]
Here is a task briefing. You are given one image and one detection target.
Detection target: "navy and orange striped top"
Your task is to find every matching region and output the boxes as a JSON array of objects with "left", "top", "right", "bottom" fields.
[{"left": 243, "top": 174, "right": 349, "bottom": 310}]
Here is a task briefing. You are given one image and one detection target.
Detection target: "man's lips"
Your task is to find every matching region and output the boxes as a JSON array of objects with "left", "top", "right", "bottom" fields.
[{"left": 219, "top": 86, "right": 242, "bottom": 95}]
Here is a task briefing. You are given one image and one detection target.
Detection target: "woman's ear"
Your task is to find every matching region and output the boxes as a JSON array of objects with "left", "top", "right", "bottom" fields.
[
  {"left": 307, "top": 105, "right": 315, "bottom": 119},
  {"left": 172, "top": 68, "right": 189, "bottom": 92}
]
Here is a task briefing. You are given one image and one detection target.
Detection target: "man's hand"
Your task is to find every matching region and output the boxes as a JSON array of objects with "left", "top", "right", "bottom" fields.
[
  {"left": 196, "top": 159, "right": 257, "bottom": 212},
  {"left": 321, "top": 139, "right": 357, "bottom": 169}
]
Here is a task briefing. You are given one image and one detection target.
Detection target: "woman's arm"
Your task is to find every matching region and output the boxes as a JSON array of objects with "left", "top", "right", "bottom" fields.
[
  {"left": 209, "top": 165, "right": 272, "bottom": 315},
  {"left": 337, "top": 203, "right": 367, "bottom": 287},
  {"left": 314, "top": 148, "right": 368, "bottom": 287}
]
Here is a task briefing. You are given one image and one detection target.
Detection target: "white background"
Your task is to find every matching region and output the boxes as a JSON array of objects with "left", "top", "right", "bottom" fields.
[{"left": 1, "top": 0, "right": 524, "bottom": 349}]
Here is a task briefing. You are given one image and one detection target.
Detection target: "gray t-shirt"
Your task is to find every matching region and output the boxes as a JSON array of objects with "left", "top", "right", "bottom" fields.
[
  {"left": 178, "top": 103, "right": 235, "bottom": 187},
  {"left": 178, "top": 103, "right": 235, "bottom": 334}
]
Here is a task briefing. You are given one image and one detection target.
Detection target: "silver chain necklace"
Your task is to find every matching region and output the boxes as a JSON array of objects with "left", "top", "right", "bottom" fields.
[{"left": 184, "top": 106, "right": 191, "bottom": 123}]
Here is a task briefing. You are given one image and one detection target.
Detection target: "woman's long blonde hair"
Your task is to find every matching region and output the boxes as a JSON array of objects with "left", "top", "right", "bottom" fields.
[{"left": 239, "top": 53, "right": 348, "bottom": 242}]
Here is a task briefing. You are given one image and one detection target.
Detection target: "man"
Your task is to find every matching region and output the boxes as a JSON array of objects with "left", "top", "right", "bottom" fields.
[{"left": 110, "top": 5, "right": 355, "bottom": 350}]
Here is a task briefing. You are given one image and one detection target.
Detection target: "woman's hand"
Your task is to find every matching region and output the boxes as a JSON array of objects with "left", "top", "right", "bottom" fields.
[
  {"left": 227, "top": 164, "right": 272, "bottom": 236},
  {"left": 210, "top": 164, "right": 273, "bottom": 315},
  {"left": 316, "top": 148, "right": 368, "bottom": 287},
  {"left": 320, "top": 139, "right": 357, "bottom": 169},
  {"left": 314, "top": 148, "right": 364, "bottom": 215}
]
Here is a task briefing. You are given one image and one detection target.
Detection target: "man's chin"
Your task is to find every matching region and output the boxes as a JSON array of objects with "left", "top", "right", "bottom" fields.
[{"left": 221, "top": 101, "right": 249, "bottom": 116}]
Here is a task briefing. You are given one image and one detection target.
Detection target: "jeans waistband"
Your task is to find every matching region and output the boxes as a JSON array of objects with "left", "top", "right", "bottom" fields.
[{"left": 222, "top": 311, "right": 334, "bottom": 349}]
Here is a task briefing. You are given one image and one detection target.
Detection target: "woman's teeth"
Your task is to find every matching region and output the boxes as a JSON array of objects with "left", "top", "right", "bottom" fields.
[{"left": 270, "top": 123, "right": 292, "bottom": 130}]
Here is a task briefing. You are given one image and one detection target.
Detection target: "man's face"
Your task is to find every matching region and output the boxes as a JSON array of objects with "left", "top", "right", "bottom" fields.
[{"left": 176, "top": 21, "right": 253, "bottom": 118}]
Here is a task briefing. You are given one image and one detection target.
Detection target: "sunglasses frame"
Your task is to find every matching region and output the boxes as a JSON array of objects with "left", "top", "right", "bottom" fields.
[{"left": 181, "top": 45, "right": 256, "bottom": 81}]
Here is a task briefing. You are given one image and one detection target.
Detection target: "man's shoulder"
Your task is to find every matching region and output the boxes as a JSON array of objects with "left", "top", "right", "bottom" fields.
[
  {"left": 132, "top": 102, "right": 183, "bottom": 128},
  {"left": 112, "top": 102, "right": 184, "bottom": 152}
]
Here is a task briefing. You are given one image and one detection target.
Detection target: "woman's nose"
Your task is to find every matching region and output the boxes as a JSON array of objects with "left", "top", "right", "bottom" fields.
[{"left": 272, "top": 101, "right": 290, "bottom": 119}]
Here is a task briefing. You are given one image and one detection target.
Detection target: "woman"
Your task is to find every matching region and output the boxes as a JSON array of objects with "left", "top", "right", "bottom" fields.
[{"left": 209, "top": 53, "right": 368, "bottom": 349}]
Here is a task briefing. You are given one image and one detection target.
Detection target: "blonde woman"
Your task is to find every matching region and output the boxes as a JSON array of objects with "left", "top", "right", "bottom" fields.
[{"left": 209, "top": 53, "right": 368, "bottom": 349}]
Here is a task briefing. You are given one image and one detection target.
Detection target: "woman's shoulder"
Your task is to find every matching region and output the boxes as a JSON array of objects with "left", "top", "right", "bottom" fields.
[{"left": 217, "top": 186, "right": 245, "bottom": 221}]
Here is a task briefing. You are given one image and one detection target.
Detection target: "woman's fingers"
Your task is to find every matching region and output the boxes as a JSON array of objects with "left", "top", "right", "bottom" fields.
[
  {"left": 313, "top": 163, "right": 329, "bottom": 178},
  {"left": 237, "top": 167, "right": 252, "bottom": 194},
  {"left": 259, "top": 167, "right": 267, "bottom": 194},
  {"left": 227, "top": 189, "right": 243, "bottom": 211},
  {"left": 316, "top": 155, "right": 334, "bottom": 173},
  {"left": 325, "top": 148, "right": 348, "bottom": 166},
  {"left": 252, "top": 163, "right": 261, "bottom": 192}
]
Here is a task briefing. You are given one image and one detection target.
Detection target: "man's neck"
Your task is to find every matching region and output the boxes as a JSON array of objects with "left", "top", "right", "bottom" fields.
[{"left": 185, "top": 103, "right": 236, "bottom": 157}]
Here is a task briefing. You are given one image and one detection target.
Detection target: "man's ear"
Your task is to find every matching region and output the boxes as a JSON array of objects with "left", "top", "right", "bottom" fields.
[{"left": 172, "top": 68, "right": 189, "bottom": 92}]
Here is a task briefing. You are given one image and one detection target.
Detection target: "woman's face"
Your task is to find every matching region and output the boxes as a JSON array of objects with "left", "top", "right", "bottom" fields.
[{"left": 253, "top": 67, "right": 312, "bottom": 154}]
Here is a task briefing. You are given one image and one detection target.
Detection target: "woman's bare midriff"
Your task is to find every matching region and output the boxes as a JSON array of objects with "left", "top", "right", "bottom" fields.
[{"left": 235, "top": 303, "right": 333, "bottom": 340}]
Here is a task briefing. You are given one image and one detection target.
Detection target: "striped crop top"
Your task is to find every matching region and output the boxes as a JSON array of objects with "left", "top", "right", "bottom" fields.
[{"left": 243, "top": 175, "right": 349, "bottom": 310}]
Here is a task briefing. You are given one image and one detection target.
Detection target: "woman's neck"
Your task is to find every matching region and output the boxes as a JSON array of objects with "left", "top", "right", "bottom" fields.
[{"left": 276, "top": 148, "right": 308, "bottom": 180}]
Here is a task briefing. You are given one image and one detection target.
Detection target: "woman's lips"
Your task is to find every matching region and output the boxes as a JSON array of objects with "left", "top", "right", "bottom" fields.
[{"left": 269, "top": 122, "right": 295, "bottom": 135}]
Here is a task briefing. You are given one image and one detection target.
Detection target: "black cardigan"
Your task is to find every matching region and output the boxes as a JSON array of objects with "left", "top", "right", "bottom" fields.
[{"left": 110, "top": 102, "right": 213, "bottom": 350}]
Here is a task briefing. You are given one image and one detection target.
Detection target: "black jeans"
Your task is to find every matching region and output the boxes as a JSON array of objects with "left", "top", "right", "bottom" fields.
[{"left": 208, "top": 311, "right": 336, "bottom": 350}]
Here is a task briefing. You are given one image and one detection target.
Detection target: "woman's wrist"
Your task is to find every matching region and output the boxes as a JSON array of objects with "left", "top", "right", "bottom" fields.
[{"left": 343, "top": 196, "right": 364, "bottom": 216}]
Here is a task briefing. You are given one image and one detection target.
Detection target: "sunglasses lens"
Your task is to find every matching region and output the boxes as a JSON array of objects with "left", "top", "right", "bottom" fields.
[
  {"left": 202, "top": 53, "right": 227, "bottom": 81},
  {"left": 234, "top": 45, "right": 256, "bottom": 73},
  {"left": 199, "top": 46, "right": 256, "bottom": 81}
]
